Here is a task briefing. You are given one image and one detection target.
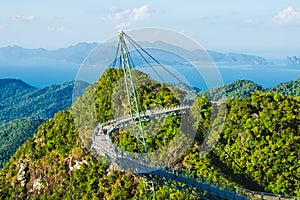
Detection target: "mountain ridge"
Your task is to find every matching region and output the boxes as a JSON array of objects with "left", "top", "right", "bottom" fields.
[
  {"left": 0, "top": 79, "right": 89, "bottom": 168},
  {"left": 0, "top": 42, "right": 268, "bottom": 65},
  {"left": 0, "top": 78, "right": 35, "bottom": 101}
]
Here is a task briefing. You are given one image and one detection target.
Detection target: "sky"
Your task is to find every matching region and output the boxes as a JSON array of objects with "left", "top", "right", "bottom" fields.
[{"left": 1, "top": 1, "right": 300, "bottom": 57}]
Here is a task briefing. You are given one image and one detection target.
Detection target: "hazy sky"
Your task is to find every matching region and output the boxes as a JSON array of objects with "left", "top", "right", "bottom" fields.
[{"left": 1, "top": 1, "right": 300, "bottom": 57}]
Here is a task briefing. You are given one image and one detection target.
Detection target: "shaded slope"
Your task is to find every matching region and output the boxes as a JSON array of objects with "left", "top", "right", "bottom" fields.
[
  {"left": 200, "top": 77, "right": 300, "bottom": 101},
  {"left": 0, "top": 79, "right": 89, "bottom": 169},
  {"left": 0, "top": 80, "right": 89, "bottom": 123},
  {"left": 0, "top": 118, "right": 45, "bottom": 168},
  {"left": 267, "top": 78, "right": 300, "bottom": 96},
  {"left": 200, "top": 80, "right": 263, "bottom": 100},
  {"left": 0, "top": 79, "right": 35, "bottom": 102}
]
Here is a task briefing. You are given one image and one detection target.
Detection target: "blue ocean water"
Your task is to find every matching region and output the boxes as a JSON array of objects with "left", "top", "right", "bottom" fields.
[
  {"left": 218, "top": 64, "right": 300, "bottom": 88},
  {"left": 140, "top": 63, "right": 300, "bottom": 90},
  {"left": 0, "top": 58, "right": 79, "bottom": 87},
  {"left": 0, "top": 57, "right": 299, "bottom": 89}
]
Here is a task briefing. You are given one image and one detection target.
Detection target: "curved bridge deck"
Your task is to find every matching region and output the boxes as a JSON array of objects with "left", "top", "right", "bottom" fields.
[{"left": 91, "top": 105, "right": 296, "bottom": 200}]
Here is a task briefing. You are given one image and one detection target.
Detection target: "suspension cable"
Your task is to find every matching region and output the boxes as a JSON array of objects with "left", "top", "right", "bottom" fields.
[
  {"left": 112, "top": 31, "right": 246, "bottom": 185},
  {"left": 112, "top": 41, "right": 121, "bottom": 68},
  {"left": 123, "top": 32, "right": 247, "bottom": 177},
  {"left": 125, "top": 38, "right": 166, "bottom": 83},
  {"left": 123, "top": 32, "right": 195, "bottom": 90}
]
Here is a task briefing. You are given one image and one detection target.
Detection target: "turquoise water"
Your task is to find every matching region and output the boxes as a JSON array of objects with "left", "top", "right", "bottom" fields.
[
  {"left": 218, "top": 64, "right": 300, "bottom": 88},
  {"left": 141, "top": 63, "right": 300, "bottom": 90},
  {"left": 0, "top": 58, "right": 79, "bottom": 87},
  {"left": 0, "top": 57, "right": 299, "bottom": 89}
]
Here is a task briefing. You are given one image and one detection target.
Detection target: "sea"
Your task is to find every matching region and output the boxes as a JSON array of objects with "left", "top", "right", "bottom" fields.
[
  {"left": 0, "top": 58, "right": 79, "bottom": 87},
  {"left": 0, "top": 57, "right": 299, "bottom": 89},
  {"left": 218, "top": 64, "right": 300, "bottom": 88}
]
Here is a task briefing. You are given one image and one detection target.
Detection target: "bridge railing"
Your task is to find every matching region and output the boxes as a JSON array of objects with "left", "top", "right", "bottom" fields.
[
  {"left": 238, "top": 188, "right": 299, "bottom": 200},
  {"left": 91, "top": 104, "right": 299, "bottom": 200},
  {"left": 181, "top": 170, "right": 299, "bottom": 200},
  {"left": 92, "top": 135, "right": 299, "bottom": 200}
]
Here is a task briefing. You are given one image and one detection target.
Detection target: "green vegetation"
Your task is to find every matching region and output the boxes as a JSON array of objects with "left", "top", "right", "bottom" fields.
[
  {"left": 0, "top": 109, "right": 197, "bottom": 199},
  {"left": 201, "top": 78, "right": 300, "bottom": 101},
  {"left": 217, "top": 92, "right": 300, "bottom": 195},
  {"left": 0, "top": 79, "right": 35, "bottom": 102},
  {"left": 0, "top": 72, "right": 299, "bottom": 199},
  {"left": 0, "top": 80, "right": 89, "bottom": 123},
  {"left": 200, "top": 80, "right": 263, "bottom": 100},
  {"left": 0, "top": 119, "right": 45, "bottom": 168},
  {"left": 93, "top": 69, "right": 181, "bottom": 123},
  {"left": 0, "top": 79, "right": 89, "bottom": 169},
  {"left": 267, "top": 77, "right": 300, "bottom": 96},
  {"left": 93, "top": 69, "right": 183, "bottom": 153}
]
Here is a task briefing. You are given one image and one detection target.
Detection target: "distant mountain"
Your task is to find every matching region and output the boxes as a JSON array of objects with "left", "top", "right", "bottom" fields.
[
  {"left": 135, "top": 40, "right": 268, "bottom": 65},
  {"left": 0, "top": 42, "right": 98, "bottom": 64},
  {"left": 0, "top": 41, "right": 267, "bottom": 65},
  {"left": 287, "top": 56, "right": 300, "bottom": 65},
  {"left": 45, "top": 42, "right": 98, "bottom": 63},
  {"left": 207, "top": 51, "right": 268, "bottom": 65}
]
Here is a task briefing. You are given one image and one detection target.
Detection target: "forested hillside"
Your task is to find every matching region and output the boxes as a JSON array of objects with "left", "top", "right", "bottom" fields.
[
  {"left": 201, "top": 77, "right": 300, "bottom": 100},
  {"left": 0, "top": 119, "right": 44, "bottom": 168},
  {"left": 0, "top": 79, "right": 35, "bottom": 102},
  {"left": 267, "top": 77, "right": 300, "bottom": 96},
  {"left": 0, "top": 69, "right": 299, "bottom": 199},
  {"left": 0, "top": 79, "right": 89, "bottom": 168},
  {"left": 200, "top": 80, "right": 263, "bottom": 100},
  {"left": 215, "top": 92, "right": 300, "bottom": 195},
  {"left": 0, "top": 80, "right": 89, "bottom": 123}
]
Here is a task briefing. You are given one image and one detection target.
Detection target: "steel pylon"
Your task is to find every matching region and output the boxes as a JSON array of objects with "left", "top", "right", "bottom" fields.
[{"left": 116, "top": 30, "right": 156, "bottom": 200}]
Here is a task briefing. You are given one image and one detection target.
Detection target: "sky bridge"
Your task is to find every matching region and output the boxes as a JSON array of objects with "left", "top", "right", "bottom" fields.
[{"left": 90, "top": 30, "right": 297, "bottom": 200}]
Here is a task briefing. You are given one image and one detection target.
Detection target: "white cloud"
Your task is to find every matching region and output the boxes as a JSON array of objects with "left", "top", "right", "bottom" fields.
[
  {"left": 12, "top": 15, "right": 36, "bottom": 22},
  {"left": 0, "top": 25, "right": 4, "bottom": 30},
  {"left": 107, "top": 5, "right": 150, "bottom": 29},
  {"left": 109, "top": 9, "right": 131, "bottom": 20},
  {"left": 272, "top": 6, "right": 300, "bottom": 25},
  {"left": 132, "top": 5, "right": 150, "bottom": 20}
]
